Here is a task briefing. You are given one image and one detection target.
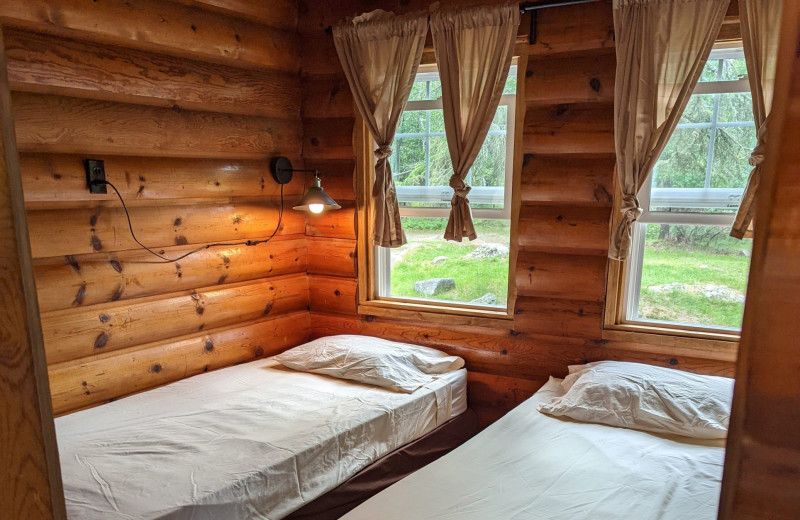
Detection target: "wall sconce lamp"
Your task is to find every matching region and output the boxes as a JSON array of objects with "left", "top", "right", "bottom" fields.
[{"left": 270, "top": 157, "right": 341, "bottom": 214}]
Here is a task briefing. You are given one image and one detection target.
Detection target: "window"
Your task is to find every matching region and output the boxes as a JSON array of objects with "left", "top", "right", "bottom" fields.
[
  {"left": 364, "top": 63, "right": 518, "bottom": 314},
  {"left": 621, "top": 47, "right": 754, "bottom": 333}
]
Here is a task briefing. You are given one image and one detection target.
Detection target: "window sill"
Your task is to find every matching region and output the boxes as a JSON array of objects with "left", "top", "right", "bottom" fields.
[
  {"left": 602, "top": 324, "right": 739, "bottom": 362},
  {"left": 358, "top": 299, "right": 513, "bottom": 330}
]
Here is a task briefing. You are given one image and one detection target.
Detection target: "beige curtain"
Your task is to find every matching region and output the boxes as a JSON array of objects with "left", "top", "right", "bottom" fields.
[
  {"left": 333, "top": 10, "right": 428, "bottom": 247},
  {"left": 730, "top": 0, "right": 783, "bottom": 239},
  {"left": 430, "top": 4, "right": 519, "bottom": 242},
  {"left": 609, "top": 0, "right": 730, "bottom": 260}
]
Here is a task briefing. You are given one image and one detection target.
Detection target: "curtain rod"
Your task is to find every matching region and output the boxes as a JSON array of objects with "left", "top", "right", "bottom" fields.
[{"left": 519, "top": 0, "right": 600, "bottom": 12}]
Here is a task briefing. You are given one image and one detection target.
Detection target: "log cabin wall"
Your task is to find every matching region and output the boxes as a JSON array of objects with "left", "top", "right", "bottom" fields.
[
  {"left": 300, "top": 0, "right": 738, "bottom": 426},
  {"left": 0, "top": 0, "right": 311, "bottom": 416}
]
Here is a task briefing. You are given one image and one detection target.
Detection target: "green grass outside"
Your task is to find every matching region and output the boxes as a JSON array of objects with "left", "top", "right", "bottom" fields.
[
  {"left": 389, "top": 218, "right": 509, "bottom": 304},
  {"left": 638, "top": 248, "right": 750, "bottom": 328},
  {"left": 390, "top": 241, "right": 509, "bottom": 304}
]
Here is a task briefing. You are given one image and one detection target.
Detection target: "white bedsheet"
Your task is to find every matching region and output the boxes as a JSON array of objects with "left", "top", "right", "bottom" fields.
[
  {"left": 343, "top": 377, "right": 726, "bottom": 520},
  {"left": 56, "top": 357, "right": 467, "bottom": 520}
]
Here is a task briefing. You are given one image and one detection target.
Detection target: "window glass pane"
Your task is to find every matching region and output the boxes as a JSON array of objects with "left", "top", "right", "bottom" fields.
[
  {"left": 502, "top": 74, "right": 517, "bottom": 95},
  {"left": 408, "top": 81, "right": 427, "bottom": 102},
  {"left": 710, "top": 126, "right": 758, "bottom": 189},
  {"left": 385, "top": 217, "right": 510, "bottom": 306},
  {"left": 397, "top": 110, "right": 426, "bottom": 134},
  {"left": 718, "top": 92, "right": 754, "bottom": 123},
  {"left": 679, "top": 94, "right": 714, "bottom": 124},
  {"left": 394, "top": 137, "right": 425, "bottom": 186},
  {"left": 470, "top": 134, "right": 506, "bottom": 188},
  {"left": 651, "top": 127, "right": 711, "bottom": 189},
  {"left": 428, "top": 135, "right": 452, "bottom": 186},
  {"left": 720, "top": 57, "right": 748, "bottom": 81},
  {"left": 698, "top": 60, "right": 719, "bottom": 82},
  {"left": 635, "top": 224, "right": 752, "bottom": 329},
  {"left": 430, "top": 109, "right": 446, "bottom": 133},
  {"left": 429, "top": 80, "right": 442, "bottom": 100}
]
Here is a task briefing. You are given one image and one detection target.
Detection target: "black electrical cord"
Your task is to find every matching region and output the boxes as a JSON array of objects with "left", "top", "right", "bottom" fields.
[{"left": 95, "top": 180, "right": 284, "bottom": 263}]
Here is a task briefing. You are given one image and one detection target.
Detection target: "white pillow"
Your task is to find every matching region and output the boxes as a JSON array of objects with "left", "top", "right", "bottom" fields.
[
  {"left": 538, "top": 361, "right": 734, "bottom": 439},
  {"left": 274, "top": 335, "right": 465, "bottom": 393}
]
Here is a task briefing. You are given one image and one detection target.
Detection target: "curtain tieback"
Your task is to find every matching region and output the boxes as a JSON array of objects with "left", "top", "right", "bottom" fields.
[
  {"left": 749, "top": 117, "right": 769, "bottom": 167},
  {"left": 449, "top": 174, "right": 471, "bottom": 198},
  {"left": 620, "top": 194, "right": 643, "bottom": 223},
  {"left": 374, "top": 145, "right": 393, "bottom": 160}
]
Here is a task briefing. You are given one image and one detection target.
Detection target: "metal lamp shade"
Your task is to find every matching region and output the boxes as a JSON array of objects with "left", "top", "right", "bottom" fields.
[{"left": 293, "top": 176, "right": 341, "bottom": 213}]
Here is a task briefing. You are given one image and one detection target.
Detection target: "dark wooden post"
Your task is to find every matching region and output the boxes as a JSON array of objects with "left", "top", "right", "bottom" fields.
[
  {"left": 0, "top": 26, "right": 67, "bottom": 520},
  {"left": 718, "top": 1, "right": 800, "bottom": 517}
]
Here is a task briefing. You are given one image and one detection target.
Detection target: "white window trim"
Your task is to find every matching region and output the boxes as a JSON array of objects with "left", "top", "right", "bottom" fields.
[{"left": 622, "top": 47, "right": 752, "bottom": 333}]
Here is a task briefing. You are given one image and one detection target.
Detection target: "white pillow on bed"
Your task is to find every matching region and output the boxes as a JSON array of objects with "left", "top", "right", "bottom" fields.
[
  {"left": 274, "top": 335, "right": 465, "bottom": 393},
  {"left": 538, "top": 361, "right": 734, "bottom": 439}
]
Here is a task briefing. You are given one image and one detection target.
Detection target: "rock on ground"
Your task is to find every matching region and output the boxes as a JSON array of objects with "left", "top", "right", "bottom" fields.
[
  {"left": 465, "top": 244, "right": 509, "bottom": 260},
  {"left": 470, "top": 293, "right": 498, "bottom": 305},
  {"left": 414, "top": 278, "right": 455, "bottom": 297},
  {"left": 646, "top": 282, "right": 745, "bottom": 303},
  {"left": 431, "top": 256, "right": 449, "bottom": 265}
]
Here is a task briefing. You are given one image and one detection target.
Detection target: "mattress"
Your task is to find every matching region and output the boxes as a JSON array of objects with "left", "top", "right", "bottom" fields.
[
  {"left": 342, "top": 377, "right": 727, "bottom": 520},
  {"left": 56, "top": 357, "right": 467, "bottom": 520}
]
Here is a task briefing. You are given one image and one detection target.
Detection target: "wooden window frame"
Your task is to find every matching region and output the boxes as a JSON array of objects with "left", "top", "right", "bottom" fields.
[{"left": 355, "top": 56, "right": 527, "bottom": 329}]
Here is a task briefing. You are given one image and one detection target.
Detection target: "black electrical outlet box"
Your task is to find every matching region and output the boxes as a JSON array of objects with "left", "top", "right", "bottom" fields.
[{"left": 84, "top": 159, "right": 107, "bottom": 194}]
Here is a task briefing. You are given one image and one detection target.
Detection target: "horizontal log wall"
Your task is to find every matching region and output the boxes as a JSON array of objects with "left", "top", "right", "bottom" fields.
[
  {"left": 2, "top": 0, "right": 309, "bottom": 414},
  {"left": 299, "top": 0, "right": 737, "bottom": 427}
]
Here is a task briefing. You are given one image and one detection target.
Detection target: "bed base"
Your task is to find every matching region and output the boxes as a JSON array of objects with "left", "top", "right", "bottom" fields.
[{"left": 286, "top": 408, "right": 479, "bottom": 519}]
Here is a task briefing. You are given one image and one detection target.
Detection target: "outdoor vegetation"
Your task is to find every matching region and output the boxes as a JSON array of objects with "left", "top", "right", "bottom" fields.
[
  {"left": 637, "top": 225, "right": 752, "bottom": 329},
  {"left": 388, "top": 218, "right": 510, "bottom": 305}
]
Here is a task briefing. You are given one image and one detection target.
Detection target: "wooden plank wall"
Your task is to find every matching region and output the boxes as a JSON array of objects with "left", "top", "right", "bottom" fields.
[
  {"left": 299, "top": 0, "right": 737, "bottom": 426},
  {"left": 0, "top": 0, "right": 310, "bottom": 416}
]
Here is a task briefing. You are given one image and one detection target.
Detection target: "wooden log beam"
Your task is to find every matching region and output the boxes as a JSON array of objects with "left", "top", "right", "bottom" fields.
[
  {"left": 0, "top": 0, "right": 299, "bottom": 72},
  {"left": 27, "top": 199, "right": 306, "bottom": 258},
  {"left": 517, "top": 205, "right": 611, "bottom": 256},
  {"left": 308, "top": 275, "right": 358, "bottom": 315},
  {"left": 33, "top": 235, "right": 307, "bottom": 313},
  {"left": 302, "top": 159, "right": 356, "bottom": 201},
  {"left": 302, "top": 74, "right": 354, "bottom": 119},
  {"left": 5, "top": 29, "right": 301, "bottom": 118},
  {"left": 467, "top": 371, "right": 545, "bottom": 427},
  {"left": 520, "top": 154, "right": 615, "bottom": 207},
  {"left": 514, "top": 296, "right": 604, "bottom": 340},
  {"left": 525, "top": 51, "right": 615, "bottom": 105},
  {"left": 306, "top": 205, "right": 357, "bottom": 239},
  {"left": 307, "top": 237, "right": 357, "bottom": 278},
  {"left": 48, "top": 311, "right": 311, "bottom": 415},
  {"left": 42, "top": 274, "right": 309, "bottom": 365},
  {"left": 12, "top": 92, "right": 302, "bottom": 159},
  {"left": 0, "top": 27, "right": 66, "bottom": 520},
  {"left": 302, "top": 117, "right": 356, "bottom": 160},
  {"left": 516, "top": 251, "right": 607, "bottom": 302},
  {"left": 309, "top": 312, "right": 736, "bottom": 379},
  {"left": 20, "top": 154, "right": 304, "bottom": 208},
  {"left": 523, "top": 102, "right": 615, "bottom": 155},
  {"left": 517, "top": 0, "right": 615, "bottom": 58},
  {"left": 171, "top": 0, "right": 298, "bottom": 30}
]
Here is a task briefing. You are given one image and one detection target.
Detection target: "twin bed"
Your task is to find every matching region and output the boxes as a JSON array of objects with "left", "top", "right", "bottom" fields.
[
  {"left": 343, "top": 376, "right": 728, "bottom": 520},
  {"left": 56, "top": 335, "right": 731, "bottom": 519}
]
